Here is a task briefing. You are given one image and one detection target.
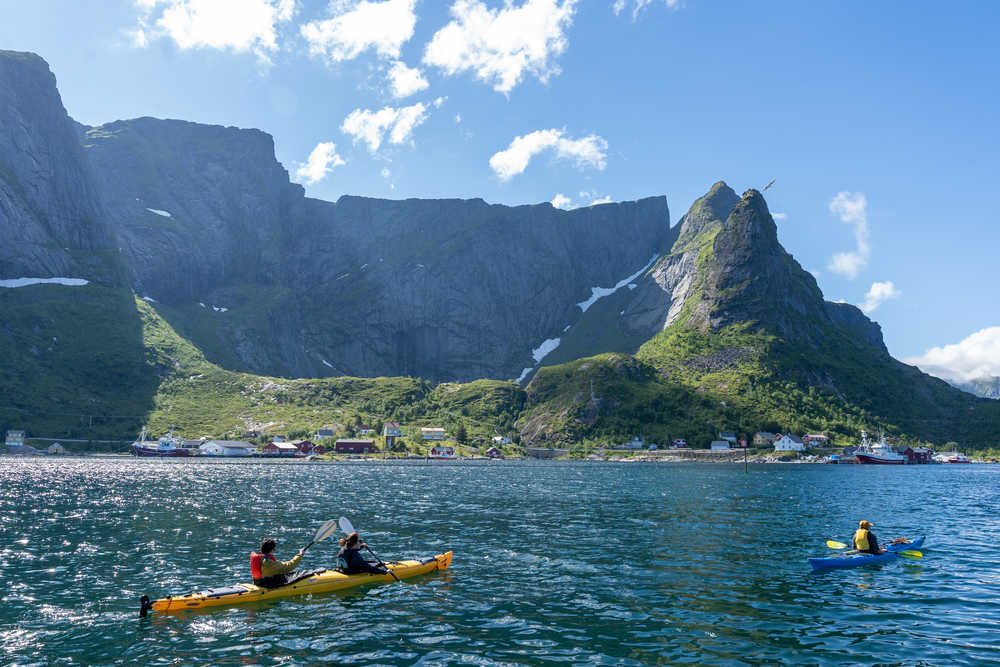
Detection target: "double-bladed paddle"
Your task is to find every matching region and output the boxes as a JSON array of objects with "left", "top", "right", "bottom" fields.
[
  {"left": 825, "top": 539, "right": 922, "bottom": 559},
  {"left": 339, "top": 516, "right": 400, "bottom": 581},
  {"left": 302, "top": 519, "right": 339, "bottom": 553}
]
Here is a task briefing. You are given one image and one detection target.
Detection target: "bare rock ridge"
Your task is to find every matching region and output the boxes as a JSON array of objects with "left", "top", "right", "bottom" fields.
[
  {"left": 0, "top": 50, "right": 120, "bottom": 285},
  {"left": 0, "top": 50, "right": 673, "bottom": 382}
]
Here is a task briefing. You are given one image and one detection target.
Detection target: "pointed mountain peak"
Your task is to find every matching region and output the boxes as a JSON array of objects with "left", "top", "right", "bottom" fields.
[{"left": 674, "top": 181, "right": 740, "bottom": 250}]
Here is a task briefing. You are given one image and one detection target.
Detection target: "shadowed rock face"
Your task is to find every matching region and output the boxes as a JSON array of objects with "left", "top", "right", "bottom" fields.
[
  {"left": 0, "top": 50, "right": 119, "bottom": 285},
  {"left": 79, "top": 111, "right": 674, "bottom": 382}
]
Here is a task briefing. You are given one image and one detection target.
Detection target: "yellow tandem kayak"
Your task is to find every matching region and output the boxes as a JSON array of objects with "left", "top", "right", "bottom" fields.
[{"left": 140, "top": 551, "right": 453, "bottom": 616}]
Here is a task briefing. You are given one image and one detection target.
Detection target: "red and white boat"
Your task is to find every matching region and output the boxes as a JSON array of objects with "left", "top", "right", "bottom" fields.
[
  {"left": 948, "top": 453, "right": 972, "bottom": 464},
  {"left": 853, "top": 431, "right": 906, "bottom": 465},
  {"left": 131, "top": 426, "right": 193, "bottom": 457}
]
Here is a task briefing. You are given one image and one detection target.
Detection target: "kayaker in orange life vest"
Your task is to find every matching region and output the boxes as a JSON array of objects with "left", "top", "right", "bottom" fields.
[
  {"left": 251, "top": 538, "right": 304, "bottom": 588},
  {"left": 852, "top": 520, "right": 884, "bottom": 554}
]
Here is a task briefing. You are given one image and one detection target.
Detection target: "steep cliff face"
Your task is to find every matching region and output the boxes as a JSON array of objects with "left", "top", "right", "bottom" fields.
[
  {"left": 81, "top": 115, "right": 673, "bottom": 382},
  {"left": 0, "top": 51, "right": 118, "bottom": 284}
]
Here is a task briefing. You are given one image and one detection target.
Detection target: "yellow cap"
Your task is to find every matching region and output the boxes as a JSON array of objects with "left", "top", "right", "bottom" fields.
[{"left": 859, "top": 520, "right": 873, "bottom": 528}]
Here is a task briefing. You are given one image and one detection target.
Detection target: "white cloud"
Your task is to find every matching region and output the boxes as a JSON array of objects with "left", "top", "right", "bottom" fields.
[
  {"left": 423, "top": 0, "right": 578, "bottom": 94},
  {"left": 294, "top": 141, "right": 345, "bottom": 185},
  {"left": 131, "top": 0, "right": 295, "bottom": 62},
  {"left": 904, "top": 326, "right": 1000, "bottom": 384},
  {"left": 455, "top": 113, "right": 462, "bottom": 123},
  {"left": 772, "top": 212, "right": 788, "bottom": 220},
  {"left": 590, "top": 194, "right": 613, "bottom": 205},
  {"left": 551, "top": 193, "right": 571, "bottom": 209},
  {"left": 827, "top": 191, "right": 870, "bottom": 279},
  {"left": 301, "top": 0, "right": 417, "bottom": 63},
  {"left": 341, "top": 102, "right": 429, "bottom": 153},
  {"left": 381, "top": 167, "right": 391, "bottom": 178},
  {"left": 618, "top": 0, "right": 682, "bottom": 18},
  {"left": 858, "top": 280, "right": 900, "bottom": 314},
  {"left": 387, "top": 60, "right": 429, "bottom": 98},
  {"left": 489, "top": 128, "right": 607, "bottom": 181}
]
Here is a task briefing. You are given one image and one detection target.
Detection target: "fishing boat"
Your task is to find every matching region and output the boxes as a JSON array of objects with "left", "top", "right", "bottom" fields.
[
  {"left": 853, "top": 431, "right": 906, "bottom": 465},
  {"left": 131, "top": 426, "right": 193, "bottom": 457},
  {"left": 947, "top": 453, "right": 972, "bottom": 463}
]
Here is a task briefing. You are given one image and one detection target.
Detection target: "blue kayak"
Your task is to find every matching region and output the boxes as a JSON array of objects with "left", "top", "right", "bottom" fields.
[{"left": 808, "top": 537, "right": 925, "bottom": 571}]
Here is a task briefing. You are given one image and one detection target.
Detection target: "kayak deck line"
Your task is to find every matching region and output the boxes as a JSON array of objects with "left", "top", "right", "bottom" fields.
[
  {"left": 140, "top": 551, "right": 453, "bottom": 616},
  {"left": 808, "top": 537, "right": 925, "bottom": 571}
]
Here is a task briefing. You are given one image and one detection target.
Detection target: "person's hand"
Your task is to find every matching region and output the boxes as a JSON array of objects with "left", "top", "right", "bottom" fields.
[{"left": 298, "top": 548, "right": 306, "bottom": 556}]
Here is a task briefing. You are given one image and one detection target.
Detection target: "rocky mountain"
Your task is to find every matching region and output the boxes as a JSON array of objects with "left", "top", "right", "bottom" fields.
[
  {"left": 1, "top": 50, "right": 996, "bottom": 448},
  {"left": 955, "top": 377, "right": 1000, "bottom": 399},
  {"left": 0, "top": 51, "right": 119, "bottom": 285},
  {"left": 81, "top": 114, "right": 674, "bottom": 382},
  {"left": 521, "top": 186, "right": 999, "bottom": 447}
]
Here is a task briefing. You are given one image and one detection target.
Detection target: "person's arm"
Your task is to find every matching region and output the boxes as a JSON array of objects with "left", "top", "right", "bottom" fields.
[
  {"left": 261, "top": 551, "right": 303, "bottom": 577},
  {"left": 869, "top": 532, "right": 881, "bottom": 554},
  {"left": 350, "top": 548, "right": 387, "bottom": 575}
]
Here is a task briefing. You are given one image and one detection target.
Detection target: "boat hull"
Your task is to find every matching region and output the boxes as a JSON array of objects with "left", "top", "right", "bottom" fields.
[
  {"left": 855, "top": 454, "right": 905, "bottom": 465},
  {"left": 144, "top": 551, "right": 453, "bottom": 614},
  {"left": 808, "top": 537, "right": 924, "bottom": 571},
  {"left": 131, "top": 445, "right": 192, "bottom": 457}
]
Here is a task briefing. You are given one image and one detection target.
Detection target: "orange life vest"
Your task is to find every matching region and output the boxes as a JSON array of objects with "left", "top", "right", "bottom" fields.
[{"left": 250, "top": 551, "right": 276, "bottom": 579}]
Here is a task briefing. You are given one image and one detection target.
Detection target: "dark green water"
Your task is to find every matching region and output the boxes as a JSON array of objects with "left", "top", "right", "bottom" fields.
[{"left": 2, "top": 460, "right": 998, "bottom": 665}]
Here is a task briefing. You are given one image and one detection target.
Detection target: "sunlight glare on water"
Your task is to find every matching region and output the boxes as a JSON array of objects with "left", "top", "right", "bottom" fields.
[{"left": 1, "top": 459, "right": 998, "bottom": 664}]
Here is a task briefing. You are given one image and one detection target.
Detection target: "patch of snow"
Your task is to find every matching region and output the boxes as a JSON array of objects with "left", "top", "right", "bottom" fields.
[
  {"left": 577, "top": 255, "right": 658, "bottom": 312},
  {"left": 198, "top": 302, "right": 206, "bottom": 308},
  {"left": 515, "top": 367, "right": 534, "bottom": 383},
  {"left": 620, "top": 310, "right": 625, "bottom": 316},
  {"left": 532, "top": 337, "right": 561, "bottom": 364},
  {"left": 322, "top": 359, "right": 334, "bottom": 368},
  {"left": 336, "top": 273, "right": 350, "bottom": 281},
  {"left": 212, "top": 305, "right": 229, "bottom": 313},
  {"left": 0, "top": 277, "right": 89, "bottom": 288},
  {"left": 146, "top": 208, "right": 172, "bottom": 217},
  {"left": 628, "top": 283, "right": 637, "bottom": 290},
  {"left": 563, "top": 325, "right": 571, "bottom": 332},
  {"left": 360, "top": 263, "right": 368, "bottom": 270},
  {"left": 141, "top": 296, "right": 157, "bottom": 302}
]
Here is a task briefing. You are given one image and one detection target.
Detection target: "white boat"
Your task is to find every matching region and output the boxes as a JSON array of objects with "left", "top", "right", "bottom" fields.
[
  {"left": 853, "top": 431, "right": 906, "bottom": 465},
  {"left": 131, "top": 426, "right": 193, "bottom": 457}
]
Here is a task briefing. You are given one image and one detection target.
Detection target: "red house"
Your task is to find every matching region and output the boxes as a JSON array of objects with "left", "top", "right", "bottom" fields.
[
  {"left": 262, "top": 442, "right": 299, "bottom": 457},
  {"left": 293, "top": 440, "right": 320, "bottom": 455},
  {"left": 902, "top": 447, "right": 933, "bottom": 464},
  {"left": 335, "top": 439, "right": 377, "bottom": 454}
]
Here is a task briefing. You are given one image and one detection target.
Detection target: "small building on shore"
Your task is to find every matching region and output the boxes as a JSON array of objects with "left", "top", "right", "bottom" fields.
[
  {"left": 47, "top": 443, "right": 66, "bottom": 455},
  {"left": 710, "top": 440, "right": 730, "bottom": 450},
  {"left": 803, "top": 434, "right": 829, "bottom": 446},
  {"left": 335, "top": 439, "right": 377, "bottom": 454},
  {"left": 262, "top": 442, "right": 299, "bottom": 457},
  {"left": 314, "top": 428, "right": 336, "bottom": 441},
  {"left": 5, "top": 430, "right": 25, "bottom": 447},
  {"left": 718, "top": 431, "right": 737, "bottom": 445},
  {"left": 421, "top": 427, "right": 447, "bottom": 440},
  {"left": 754, "top": 432, "right": 779, "bottom": 447},
  {"left": 200, "top": 440, "right": 255, "bottom": 457},
  {"left": 619, "top": 436, "right": 645, "bottom": 450},
  {"left": 485, "top": 446, "right": 503, "bottom": 459},
  {"left": 429, "top": 445, "right": 457, "bottom": 459},
  {"left": 774, "top": 434, "right": 806, "bottom": 452}
]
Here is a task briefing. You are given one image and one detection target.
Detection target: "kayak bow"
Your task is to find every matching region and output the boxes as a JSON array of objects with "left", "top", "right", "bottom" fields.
[
  {"left": 808, "top": 537, "right": 925, "bottom": 571},
  {"left": 140, "top": 551, "right": 452, "bottom": 616}
]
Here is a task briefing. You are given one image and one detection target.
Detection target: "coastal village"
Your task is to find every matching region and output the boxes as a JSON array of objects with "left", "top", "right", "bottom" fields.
[{"left": 1, "top": 426, "right": 984, "bottom": 464}]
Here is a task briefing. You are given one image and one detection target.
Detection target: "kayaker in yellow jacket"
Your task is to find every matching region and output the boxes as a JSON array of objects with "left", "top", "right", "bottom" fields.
[
  {"left": 852, "top": 520, "right": 884, "bottom": 554},
  {"left": 251, "top": 538, "right": 304, "bottom": 588}
]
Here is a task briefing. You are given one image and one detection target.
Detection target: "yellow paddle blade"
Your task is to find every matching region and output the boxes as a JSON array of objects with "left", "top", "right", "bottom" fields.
[
  {"left": 826, "top": 540, "right": 848, "bottom": 549},
  {"left": 898, "top": 550, "right": 923, "bottom": 559}
]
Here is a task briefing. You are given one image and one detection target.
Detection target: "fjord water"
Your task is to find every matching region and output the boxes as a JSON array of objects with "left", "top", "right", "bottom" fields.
[{"left": 2, "top": 461, "right": 998, "bottom": 665}]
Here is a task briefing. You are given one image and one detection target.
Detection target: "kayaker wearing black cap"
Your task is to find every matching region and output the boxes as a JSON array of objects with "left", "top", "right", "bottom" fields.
[
  {"left": 251, "top": 538, "right": 304, "bottom": 588},
  {"left": 853, "top": 520, "right": 884, "bottom": 554},
  {"left": 337, "top": 532, "right": 388, "bottom": 575}
]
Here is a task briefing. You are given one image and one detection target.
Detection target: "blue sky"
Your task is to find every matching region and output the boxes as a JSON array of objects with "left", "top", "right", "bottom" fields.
[{"left": 3, "top": 0, "right": 998, "bottom": 382}]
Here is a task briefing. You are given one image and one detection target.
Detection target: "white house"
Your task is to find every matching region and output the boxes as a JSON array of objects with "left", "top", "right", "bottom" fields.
[
  {"left": 492, "top": 435, "right": 512, "bottom": 445},
  {"left": 774, "top": 434, "right": 806, "bottom": 452},
  {"left": 710, "top": 440, "right": 730, "bottom": 450},
  {"left": 421, "top": 427, "right": 447, "bottom": 440},
  {"left": 314, "top": 428, "right": 336, "bottom": 440},
  {"left": 200, "top": 440, "right": 255, "bottom": 457},
  {"left": 47, "top": 443, "right": 66, "bottom": 455}
]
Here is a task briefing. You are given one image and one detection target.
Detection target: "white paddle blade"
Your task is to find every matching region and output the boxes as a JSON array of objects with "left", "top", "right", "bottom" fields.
[
  {"left": 339, "top": 516, "right": 355, "bottom": 535},
  {"left": 314, "top": 519, "right": 338, "bottom": 543}
]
